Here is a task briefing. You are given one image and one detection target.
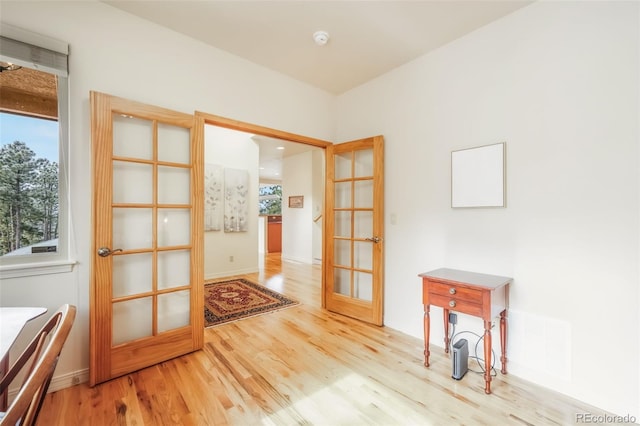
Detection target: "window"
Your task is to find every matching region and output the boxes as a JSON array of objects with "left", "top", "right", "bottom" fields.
[
  {"left": 0, "top": 25, "right": 71, "bottom": 277},
  {"left": 259, "top": 184, "right": 282, "bottom": 215},
  {"left": 0, "top": 113, "right": 59, "bottom": 254}
]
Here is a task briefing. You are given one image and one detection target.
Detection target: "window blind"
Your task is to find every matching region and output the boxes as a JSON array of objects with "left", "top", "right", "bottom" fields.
[{"left": 0, "top": 30, "right": 68, "bottom": 77}]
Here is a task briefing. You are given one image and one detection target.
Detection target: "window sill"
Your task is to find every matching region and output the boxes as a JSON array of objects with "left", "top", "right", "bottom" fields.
[{"left": 0, "top": 259, "right": 77, "bottom": 279}]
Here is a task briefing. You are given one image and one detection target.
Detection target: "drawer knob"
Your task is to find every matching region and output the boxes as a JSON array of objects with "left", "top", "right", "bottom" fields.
[
  {"left": 449, "top": 300, "right": 456, "bottom": 308},
  {"left": 449, "top": 288, "right": 456, "bottom": 295}
]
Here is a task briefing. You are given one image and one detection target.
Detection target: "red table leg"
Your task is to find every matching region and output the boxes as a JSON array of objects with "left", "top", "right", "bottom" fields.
[
  {"left": 500, "top": 309, "right": 508, "bottom": 374},
  {"left": 443, "top": 308, "right": 451, "bottom": 353},
  {"left": 423, "top": 305, "right": 430, "bottom": 367},
  {"left": 484, "top": 320, "right": 492, "bottom": 394}
]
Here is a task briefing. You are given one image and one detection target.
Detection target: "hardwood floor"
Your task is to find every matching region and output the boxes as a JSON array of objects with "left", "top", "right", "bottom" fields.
[{"left": 40, "top": 254, "right": 605, "bottom": 425}]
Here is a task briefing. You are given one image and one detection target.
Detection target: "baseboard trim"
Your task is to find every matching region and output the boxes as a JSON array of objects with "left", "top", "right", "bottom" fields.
[
  {"left": 49, "top": 368, "right": 89, "bottom": 392},
  {"left": 7, "top": 368, "right": 89, "bottom": 400},
  {"left": 206, "top": 267, "right": 259, "bottom": 281},
  {"left": 281, "top": 255, "right": 313, "bottom": 264}
]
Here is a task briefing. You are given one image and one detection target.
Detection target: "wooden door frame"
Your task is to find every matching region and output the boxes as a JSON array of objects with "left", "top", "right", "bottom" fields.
[{"left": 195, "top": 111, "right": 332, "bottom": 306}]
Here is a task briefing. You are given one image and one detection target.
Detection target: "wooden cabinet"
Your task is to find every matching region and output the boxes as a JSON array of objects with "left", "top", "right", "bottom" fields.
[
  {"left": 267, "top": 215, "right": 282, "bottom": 253},
  {"left": 419, "top": 268, "right": 511, "bottom": 394}
]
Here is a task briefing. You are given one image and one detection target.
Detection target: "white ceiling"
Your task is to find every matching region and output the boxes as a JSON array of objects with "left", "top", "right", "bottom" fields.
[
  {"left": 104, "top": 0, "right": 532, "bottom": 95},
  {"left": 252, "top": 135, "right": 320, "bottom": 182},
  {"left": 103, "top": 0, "right": 532, "bottom": 180}
]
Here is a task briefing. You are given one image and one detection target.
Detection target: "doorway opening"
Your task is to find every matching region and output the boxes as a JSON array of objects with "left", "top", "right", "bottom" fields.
[{"left": 199, "top": 114, "right": 329, "bottom": 284}]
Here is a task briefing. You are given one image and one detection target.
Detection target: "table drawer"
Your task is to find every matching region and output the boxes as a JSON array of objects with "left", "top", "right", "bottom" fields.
[
  {"left": 429, "top": 293, "right": 483, "bottom": 317},
  {"left": 427, "top": 281, "right": 483, "bottom": 303}
]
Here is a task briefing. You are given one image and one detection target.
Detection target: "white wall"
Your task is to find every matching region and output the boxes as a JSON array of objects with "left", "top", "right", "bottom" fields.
[
  {"left": 3, "top": 0, "right": 638, "bottom": 418},
  {"left": 311, "top": 150, "right": 325, "bottom": 263},
  {"left": 258, "top": 216, "right": 266, "bottom": 254},
  {"left": 336, "top": 1, "right": 639, "bottom": 418},
  {"left": 282, "top": 151, "right": 315, "bottom": 263},
  {"left": 204, "top": 125, "right": 259, "bottom": 279},
  {"left": 0, "top": 0, "right": 334, "bottom": 391}
]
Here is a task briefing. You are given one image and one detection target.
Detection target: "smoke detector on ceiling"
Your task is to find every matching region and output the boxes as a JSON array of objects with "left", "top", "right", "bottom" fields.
[{"left": 313, "top": 31, "right": 330, "bottom": 46}]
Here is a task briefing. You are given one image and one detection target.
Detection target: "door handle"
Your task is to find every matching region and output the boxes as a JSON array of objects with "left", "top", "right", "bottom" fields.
[
  {"left": 97, "top": 247, "right": 123, "bottom": 257},
  {"left": 365, "top": 236, "right": 382, "bottom": 243}
]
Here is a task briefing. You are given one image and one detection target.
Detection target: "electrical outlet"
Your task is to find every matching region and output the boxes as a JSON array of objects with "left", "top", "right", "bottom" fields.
[
  {"left": 71, "top": 376, "right": 80, "bottom": 385},
  {"left": 229, "top": 255, "right": 234, "bottom": 262},
  {"left": 449, "top": 312, "right": 457, "bottom": 324}
]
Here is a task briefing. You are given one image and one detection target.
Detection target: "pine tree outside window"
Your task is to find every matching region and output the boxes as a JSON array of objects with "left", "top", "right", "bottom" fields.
[
  {"left": 259, "top": 184, "right": 282, "bottom": 215},
  {"left": 0, "top": 123, "right": 58, "bottom": 254}
]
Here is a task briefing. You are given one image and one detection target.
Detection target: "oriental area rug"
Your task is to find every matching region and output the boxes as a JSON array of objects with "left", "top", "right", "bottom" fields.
[{"left": 204, "top": 278, "right": 299, "bottom": 328}]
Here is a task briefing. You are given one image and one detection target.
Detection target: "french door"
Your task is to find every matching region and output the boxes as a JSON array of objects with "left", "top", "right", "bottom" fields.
[
  {"left": 90, "top": 92, "right": 203, "bottom": 386},
  {"left": 324, "top": 136, "right": 384, "bottom": 325}
]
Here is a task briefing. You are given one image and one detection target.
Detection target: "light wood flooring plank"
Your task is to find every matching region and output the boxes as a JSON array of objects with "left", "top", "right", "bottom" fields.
[{"left": 38, "top": 254, "right": 612, "bottom": 425}]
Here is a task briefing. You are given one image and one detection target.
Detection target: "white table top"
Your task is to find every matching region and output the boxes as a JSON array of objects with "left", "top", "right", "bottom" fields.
[{"left": 0, "top": 307, "right": 48, "bottom": 361}]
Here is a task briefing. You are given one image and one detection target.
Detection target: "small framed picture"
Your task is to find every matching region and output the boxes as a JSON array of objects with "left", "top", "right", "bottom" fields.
[
  {"left": 288, "top": 195, "right": 304, "bottom": 208},
  {"left": 451, "top": 142, "right": 505, "bottom": 208}
]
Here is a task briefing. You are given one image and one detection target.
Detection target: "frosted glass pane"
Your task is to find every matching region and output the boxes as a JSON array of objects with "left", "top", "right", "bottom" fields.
[
  {"left": 113, "top": 161, "right": 152, "bottom": 204},
  {"left": 158, "top": 124, "right": 190, "bottom": 165},
  {"left": 158, "top": 250, "right": 190, "bottom": 290},
  {"left": 354, "top": 211, "right": 373, "bottom": 239},
  {"left": 158, "top": 208, "right": 190, "bottom": 247},
  {"left": 334, "top": 152, "right": 352, "bottom": 180},
  {"left": 113, "top": 208, "right": 152, "bottom": 250},
  {"left": 354, "top": 149, "right": 373, "bottom": 177},
  {"left": 158, "top": 290, "right": 190, "bottom": 332},
  {"left": 335, "top": 181, "right": 351, "bottom": 208},
  {"left": 158, "top": 166, "right": 190, "bottom": 204},
  {"left": 334, "top": 211, "right": 351, "bottom": 238},
  {"left": 113, "top": 297, "right": 152, "bottom": 346},
  {"left": 354, "top": 241, "right": 372, "bottom": 271},
  {"left": 354, "top": 180, "right": 373, "bottom": 208},
  {"left": 354, "top": 272, "right": 373, "bottom": 302},
  {"left": 334, "top": 239, "right": 350, "bottom": 267},
  {"left": 113, "top": 114, "right": 152, "bottom": 160},
  {"left": 113, "top": 253, "right": 152, "bottom": 298},
  {"left": 333, "top": 268, "right": 351, "bottom": 296}
]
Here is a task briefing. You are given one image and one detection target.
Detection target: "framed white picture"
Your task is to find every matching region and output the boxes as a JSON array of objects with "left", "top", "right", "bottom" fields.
[
  {"left": 204, "top": 163, "right": 223, "bottom": 231},
  {"left": 451, "top": 142, "right": 505, "bottom": 208},
  {"left": 224, "top": 168, "right": 249, "bottom": 232}
]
